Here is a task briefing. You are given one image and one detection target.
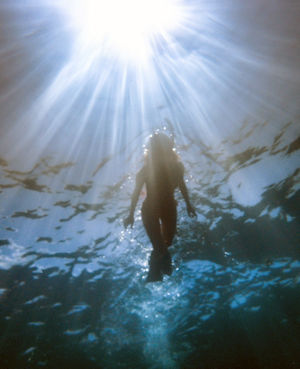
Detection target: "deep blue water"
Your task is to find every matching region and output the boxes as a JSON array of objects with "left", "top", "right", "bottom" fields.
[{"left": 0, "top": 0, "right": 300, "bottom": 368}]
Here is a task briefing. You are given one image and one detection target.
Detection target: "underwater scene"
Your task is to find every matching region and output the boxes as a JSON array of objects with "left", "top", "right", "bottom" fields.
[{"left": 0, "top": 0, "right": 299, "bottom": 368}]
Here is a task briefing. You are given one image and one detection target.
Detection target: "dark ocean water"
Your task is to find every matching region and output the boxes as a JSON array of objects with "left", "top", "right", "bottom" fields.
[{"left": 0, "top": 0, "right": 300, "bottom": 368}]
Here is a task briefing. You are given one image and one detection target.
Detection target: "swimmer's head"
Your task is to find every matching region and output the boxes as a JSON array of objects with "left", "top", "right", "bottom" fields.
[
  {"left": 145, "top": 132, "right": 177, "bottom": 164},
  {"left": 150, "top": 132, "right": 173, "bottom": 151}
]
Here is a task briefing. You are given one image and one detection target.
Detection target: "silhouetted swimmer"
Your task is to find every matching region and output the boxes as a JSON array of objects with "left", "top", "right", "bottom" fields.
[{"left": 124, "top": 132, "right": 196, "bottom": 282}]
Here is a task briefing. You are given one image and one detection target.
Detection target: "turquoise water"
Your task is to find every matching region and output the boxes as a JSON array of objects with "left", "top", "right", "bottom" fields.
[{"left": 0, "top": 0, "right": 299, "bottom": 368}]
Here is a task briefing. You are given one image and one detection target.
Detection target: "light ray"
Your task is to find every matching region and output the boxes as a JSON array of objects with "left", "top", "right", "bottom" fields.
[{"left": 61, "top": 0, "right": 186, "bottom": 62}]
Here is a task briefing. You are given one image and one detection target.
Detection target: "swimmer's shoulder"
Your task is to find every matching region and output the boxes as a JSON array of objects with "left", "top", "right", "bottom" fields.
[
  {"left": 136, "top": 166, "right": 147, "bottom": 183},
  {"left": 176, "top": 160, "right": 184, "bottom": 175}
]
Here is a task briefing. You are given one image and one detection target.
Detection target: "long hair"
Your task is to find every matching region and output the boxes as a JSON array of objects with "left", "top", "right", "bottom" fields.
[{"left": 144, "top": 132, "right": 179, "bottom": 170}]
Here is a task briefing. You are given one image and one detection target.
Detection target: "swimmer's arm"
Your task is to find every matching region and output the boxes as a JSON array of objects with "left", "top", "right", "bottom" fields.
[
  {"left": 124, "top": 169, "right": 145, "bottom": 228},
  {"left": 178, "top": 165, "right": 196, "bottom": 217}
]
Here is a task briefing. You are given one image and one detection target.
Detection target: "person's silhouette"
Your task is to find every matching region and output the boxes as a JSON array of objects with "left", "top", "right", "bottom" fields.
[{"left": 124, "top": 132, "right": 196, "bottom": 282}]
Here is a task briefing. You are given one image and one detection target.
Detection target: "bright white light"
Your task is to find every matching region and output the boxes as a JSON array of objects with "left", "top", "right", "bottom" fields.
[{"left": 62, "top": 0, "right": 184, "bottom": 61}]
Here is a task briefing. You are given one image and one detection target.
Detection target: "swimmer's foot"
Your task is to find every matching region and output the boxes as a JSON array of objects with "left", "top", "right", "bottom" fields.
[
  {"left": 161, "top": 251, "right": 172, "bottom": 276},
  {"left": 146, "top": 251, "right": 163, "bottom": 283}
]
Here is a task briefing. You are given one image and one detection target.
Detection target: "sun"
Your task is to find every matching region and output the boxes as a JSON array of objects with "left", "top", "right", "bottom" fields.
[{"left": 61, "top": 0, "right": 186, "bottom": 61}]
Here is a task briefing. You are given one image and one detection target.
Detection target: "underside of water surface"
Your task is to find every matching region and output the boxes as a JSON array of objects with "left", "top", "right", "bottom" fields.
[{"left": 0, "top": 0, "right": 300, "bottom": 368}]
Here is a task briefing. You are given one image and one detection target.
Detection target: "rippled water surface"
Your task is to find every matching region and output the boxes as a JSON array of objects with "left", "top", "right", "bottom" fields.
[{"left": 0, "top": 0, "right": 300, "bottom": 368}]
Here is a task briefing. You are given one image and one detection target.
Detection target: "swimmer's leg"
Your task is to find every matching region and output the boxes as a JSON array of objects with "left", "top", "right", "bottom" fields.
[
  {"left": 141, "top": 202, "right": 166, "bottom": 254},
  {"left": 147, "top": 251, "right": 163, "bottom": 282},
  {"left": 141, "top": 202, "right": 166, "bottom": 282},
  {"left": 160, "top": 205, "right": 177, "bottom": 275},
  {"left": 161, "top": 204, "right": 177, "bottom": 247}
]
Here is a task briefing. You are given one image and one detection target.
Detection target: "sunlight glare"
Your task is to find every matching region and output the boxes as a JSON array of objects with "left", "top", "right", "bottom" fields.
[{"left": 64, "top": 0, "right": 184, "bottom": 61}]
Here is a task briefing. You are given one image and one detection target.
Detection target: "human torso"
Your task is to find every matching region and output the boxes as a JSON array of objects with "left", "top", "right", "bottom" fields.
[{"left": 142, "top": 160, "right": 183, "bottom": 206}]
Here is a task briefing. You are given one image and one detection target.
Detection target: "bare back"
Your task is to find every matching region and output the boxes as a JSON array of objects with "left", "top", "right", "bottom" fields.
[{"left": 139, "top": 160, "right": 184, "bottom": 206}]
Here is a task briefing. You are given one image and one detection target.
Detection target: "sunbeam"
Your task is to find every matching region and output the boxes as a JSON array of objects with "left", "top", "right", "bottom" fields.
[{"left": 60, "top": 0, "right": 187, "bottom": 62}]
